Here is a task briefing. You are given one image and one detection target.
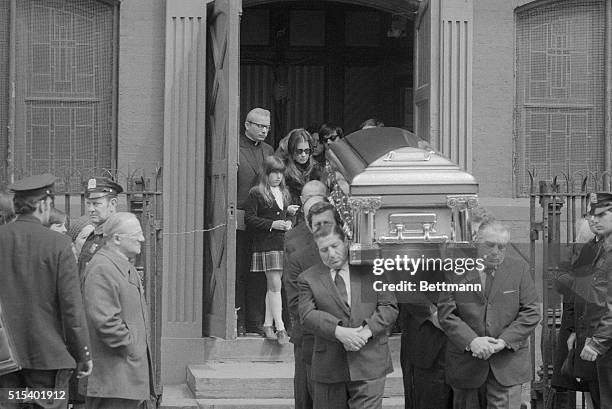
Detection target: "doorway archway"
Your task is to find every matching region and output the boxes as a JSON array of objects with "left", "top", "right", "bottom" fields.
[{"left": 240, "top": 0, "right": 419, "bottom": 146}]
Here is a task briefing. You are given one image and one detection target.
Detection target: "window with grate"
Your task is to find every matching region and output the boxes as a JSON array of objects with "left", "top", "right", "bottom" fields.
[
  {"left": 0, "top": 0, "right": 117, "bottom": 187},
  {"left": 515, "top": 0, "right": 606, "bottom": 195}
]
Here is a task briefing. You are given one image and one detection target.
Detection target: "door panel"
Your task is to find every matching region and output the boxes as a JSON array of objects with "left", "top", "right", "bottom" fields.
[{"left": 205, "top": 0, "right": 241, "bottom": 339}]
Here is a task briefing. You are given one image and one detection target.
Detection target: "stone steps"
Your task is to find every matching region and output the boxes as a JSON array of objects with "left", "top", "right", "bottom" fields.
[
  {"left": 160, "top": 384, "right": 405, "bottom": 409},
  {"left": 187, "top": 361, "right": 404, "bottom": 399},
  {"left": 160, "top": 335, "right": 404, "bottom": 409}
]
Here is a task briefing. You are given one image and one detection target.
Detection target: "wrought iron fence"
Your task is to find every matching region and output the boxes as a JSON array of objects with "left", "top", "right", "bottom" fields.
[{"left": 528, "top": 170, "right": 608, "bottom": 409}]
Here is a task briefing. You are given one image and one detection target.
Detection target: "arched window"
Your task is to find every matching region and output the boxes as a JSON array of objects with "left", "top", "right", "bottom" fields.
[
  {"left": 515, "top": 0, "right": 606, "bottom": 194},
  {"left": 0, "top": 0, "right": 118, "bottom": 186}
]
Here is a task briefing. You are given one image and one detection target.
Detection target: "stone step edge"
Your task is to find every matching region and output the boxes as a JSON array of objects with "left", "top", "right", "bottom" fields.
[
  {"left": 196, "top": 397, "right": 405, "bottom": 409},
  {"left": 159, "top": 384, "right": 198, "bottom": 409},
  {"left": 159, "top": 384, "right": 406, "bottom": 409}
]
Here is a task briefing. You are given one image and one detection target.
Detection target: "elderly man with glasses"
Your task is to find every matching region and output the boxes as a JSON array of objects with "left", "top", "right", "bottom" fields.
[{"left": 81, "top": 212, "right": 155, "bottom": 409}]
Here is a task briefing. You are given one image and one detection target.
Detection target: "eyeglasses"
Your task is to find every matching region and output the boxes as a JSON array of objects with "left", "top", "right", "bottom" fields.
[
  {"left": 322, "top": 134, "right": 339, "bottom": 143},
  {"left": 115, "top": 231, "right": 144, "bottom": 240},
  {"left": 295, "top": 148, "right": 312, "bottom": 155},
  {"left": 247, "top": 121, "right": 271, "bottom": 131}
]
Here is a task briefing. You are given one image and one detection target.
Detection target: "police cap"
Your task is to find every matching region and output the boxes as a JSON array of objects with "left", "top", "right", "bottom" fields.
[
  {"left": 589, "top": 192, "right": 612, "bottom": 215},
  {"left": 9, "top": 173, "right": 56, "bottom": 199},
  {"left": 84, "top": 177, "right": 123, "bottom": 199}
]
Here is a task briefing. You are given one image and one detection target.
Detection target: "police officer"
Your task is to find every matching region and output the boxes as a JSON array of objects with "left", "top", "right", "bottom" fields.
[
  {"left": 78, "top": 177, "right": 124, "bottom": 275},
  {"left": 0, "top": 174, "right": 93, "bottom": 409},
  {"left": 578, "top": 193, "right": 612, "bottom": 407}
]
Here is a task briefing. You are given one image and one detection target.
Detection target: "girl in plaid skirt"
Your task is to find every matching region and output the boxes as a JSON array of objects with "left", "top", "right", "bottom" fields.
[{"left": 244, "top": 155, "right": 299, "bottom": 344}]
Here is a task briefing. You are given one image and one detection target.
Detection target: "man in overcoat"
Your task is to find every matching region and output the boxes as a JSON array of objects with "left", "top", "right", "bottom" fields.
[
  {"left": 81, "top": 212, "right": 154, "bottom": 409},
  {"left": 0, "top": 174, "right": 92, "bottom": 409},
  {"left": 438, "top": 220, "right": 540, "bottom": 409},
  {"left": 298, "top": 223, "right": 398, "bottom": 408}
]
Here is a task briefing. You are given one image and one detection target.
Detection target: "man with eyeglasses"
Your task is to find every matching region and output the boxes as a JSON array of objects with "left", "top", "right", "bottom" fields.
[
  {"left": 0, "top": 174, "right": 93, "bottom": 409},
  {"left": 237, "top": 107, "right": 274, "bottom": 336},
  {"left": 81, "top": 212, "right": 155, "bottom": 409},
  {"left": 78, "top": 177, "right": 124, "bottom": 277}
]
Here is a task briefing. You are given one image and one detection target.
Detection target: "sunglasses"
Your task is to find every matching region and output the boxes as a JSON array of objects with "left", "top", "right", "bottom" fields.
[
  {"left": 322, "top": 134, "right": 339, "bottom": 143},
  {"left": 295, "top": 148, "right": 312, "bottom": 155}
]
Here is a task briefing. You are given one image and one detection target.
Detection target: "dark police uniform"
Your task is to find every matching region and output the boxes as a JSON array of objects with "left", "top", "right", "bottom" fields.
[
  {"left": 77, "top": 177, "right": 123, "bottom": 276},
  {"left": 580, "top": 193, "right": 612, "bottom": 408},
  {"left": 0, "top": 174, "right": 91, "bottom": 409}
]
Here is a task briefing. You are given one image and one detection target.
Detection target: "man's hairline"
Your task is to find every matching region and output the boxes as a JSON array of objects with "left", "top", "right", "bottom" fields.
[{"left": 308, "top": 208, "right": 335, "bottom": 228}]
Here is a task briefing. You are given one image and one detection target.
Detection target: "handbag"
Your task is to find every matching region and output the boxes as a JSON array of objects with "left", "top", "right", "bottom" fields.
[{"left": 0, "top": 298, "right": 21, "bottom": 376}]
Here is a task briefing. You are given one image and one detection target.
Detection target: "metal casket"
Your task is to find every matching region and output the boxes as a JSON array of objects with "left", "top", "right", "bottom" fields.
[{"left": 326, "top": 127, "right": 479, "bottom": 265}]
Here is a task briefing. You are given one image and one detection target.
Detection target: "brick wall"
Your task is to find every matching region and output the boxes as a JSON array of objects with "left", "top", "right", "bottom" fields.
[
  {"left": 471, "top": 0, "right": 534, "bottom": 239},
  {"left": 472, "top": 0, "right": 531, "bottom": 198},
  {"left": 117, "top": 0, "right": 166, "bottom": 176}
]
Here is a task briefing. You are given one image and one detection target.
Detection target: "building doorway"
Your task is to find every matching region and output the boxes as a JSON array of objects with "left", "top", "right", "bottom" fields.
[{"left": 240, "top": 0, "right": 416, "bottom": 147}]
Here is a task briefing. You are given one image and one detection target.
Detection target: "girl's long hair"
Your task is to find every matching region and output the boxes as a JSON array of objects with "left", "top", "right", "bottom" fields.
[
  {"left": 251, "top": 155, "right": 292, "bottom": 208},
  {"left": 284, "top": 128, "right": 316, "bottom": 185}
]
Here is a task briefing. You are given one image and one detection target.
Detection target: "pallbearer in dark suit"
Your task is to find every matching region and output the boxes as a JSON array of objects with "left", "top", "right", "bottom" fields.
[
  {"left": 0, "top": 174, "right": 92, "bottom": 409},
  {"left": 298, "top": 224, "right": 398, "bottom": 409},
  {"left": 438, "top": 221, "right": 540, "bottom": 409},
  {"left": 285, "top": 198, "right": 340, "bottom": 409},
  {"left": 399, "top": 265, "right": 452, "bottom": 409}
]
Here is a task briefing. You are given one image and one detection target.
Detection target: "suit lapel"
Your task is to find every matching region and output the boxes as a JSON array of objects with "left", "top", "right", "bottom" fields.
[
  {"left": 486, "top": 262, "right": 512, "bottom": 302},
  {"left": 320, "top": 267, "right": 351, "bottom": 316},
  {"left": 459, "top": 269, "right": 486, "bottom": 303}
]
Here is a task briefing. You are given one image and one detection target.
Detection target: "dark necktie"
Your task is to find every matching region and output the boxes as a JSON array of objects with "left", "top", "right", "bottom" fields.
[
  {"left": 484, "top": 268, "right": 495, "bottom": 299},
  {"left": 334, "top": 270, "right": 349, "bottom": 307}
]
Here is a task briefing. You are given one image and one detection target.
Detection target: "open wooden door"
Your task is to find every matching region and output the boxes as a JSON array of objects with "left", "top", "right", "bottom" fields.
[
  {"left": 204, "top": 0, "right": 241, "bottom": 339},
  {"left": 414, "top": 0, "right": 438, "bottom": 146}
]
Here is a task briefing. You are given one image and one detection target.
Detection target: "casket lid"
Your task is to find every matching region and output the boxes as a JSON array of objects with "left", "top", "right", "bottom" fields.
[{"left": 327, "top": 127, "right": 477, "bottom": 191}]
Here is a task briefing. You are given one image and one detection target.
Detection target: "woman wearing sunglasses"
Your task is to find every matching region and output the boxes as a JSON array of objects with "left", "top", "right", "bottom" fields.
[{"left": 283, "top": 128, "right": 322, "bottom": 207}]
